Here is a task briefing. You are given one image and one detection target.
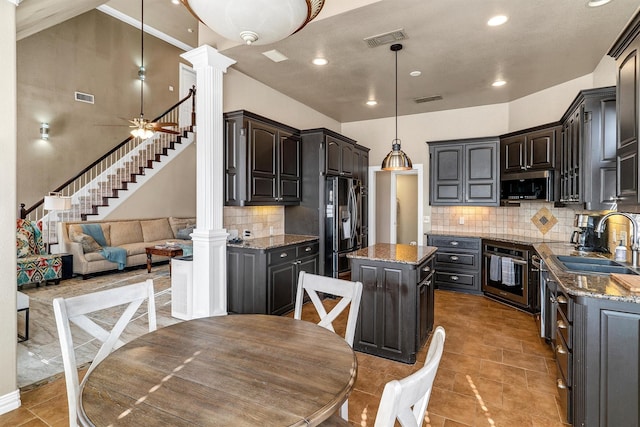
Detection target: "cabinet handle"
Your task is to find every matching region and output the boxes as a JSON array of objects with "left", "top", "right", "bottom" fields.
[
  {"left": 305, "top": 247, "right": 312, "bottom": 252},
  {"left": 450, "top": 241, "right": 459, "bottom": 246},
  {"left": 280, "top": 253, "right": 288, "bottom": 258},
  {"left": 449, "top": 255, "right": 459, "bottom": 261},
  {"left": 426, "top": 280, "right": 432, "bottom": 287},
  {"left": 557, "top": 378, "right": 567, "bottom": 390},
  {"left": 556, "top": 344, "right": 567, "bottom": 355},
  {"left": 422, "top": 266, "right": 431, "bottom": 272},
  {"left": 450, "top": 275, "right": 459, "bottom": 281},
  {"left": 557, "top": 319, "right": 568, "bottom": 330},
  {"left": 557, "top": 295, "right": 567, "bottom": 304}
]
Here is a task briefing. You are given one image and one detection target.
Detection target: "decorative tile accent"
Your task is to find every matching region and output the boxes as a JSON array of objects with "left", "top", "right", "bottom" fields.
[{"left": 531, "top": 207, "right": 557, "bottom": 235}]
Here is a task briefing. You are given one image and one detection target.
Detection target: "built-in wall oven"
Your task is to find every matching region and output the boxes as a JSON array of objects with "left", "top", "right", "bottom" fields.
[{"left": 482, "top": 240, "right": 539, "bottom": 312}]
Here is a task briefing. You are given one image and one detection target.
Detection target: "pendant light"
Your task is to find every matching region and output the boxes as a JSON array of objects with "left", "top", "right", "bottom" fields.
[
  {"left": 130, "top": 0, "right": 154, "bottom": 140},
  {"left": 181, "top": 0, "right": 325, "bottom": 46},
  {"left": 381, "top": 43, "right": 413, "bottom": 171}
]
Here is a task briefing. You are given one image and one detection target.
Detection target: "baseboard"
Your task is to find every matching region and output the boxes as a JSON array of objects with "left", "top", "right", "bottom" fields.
[{"left": 0, "top": 389, "right": 21, "bottom": 415}]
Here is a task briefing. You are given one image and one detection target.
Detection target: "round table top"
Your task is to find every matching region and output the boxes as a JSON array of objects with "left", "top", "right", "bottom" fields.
[{"left": 79, "top": 314, "right": 357, "bottom": 427}]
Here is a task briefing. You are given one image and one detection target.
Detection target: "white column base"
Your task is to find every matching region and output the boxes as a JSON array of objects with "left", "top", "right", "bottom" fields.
[
  {"left": 0, "top": 389, "right": 20, "bottom": 415},
  {"left": 191, "top": 228, "right": 228, "bottom": 318}
]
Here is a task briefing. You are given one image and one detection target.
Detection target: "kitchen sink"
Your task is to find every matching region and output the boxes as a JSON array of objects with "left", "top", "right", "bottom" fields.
[{"left": 553, "top": 255, "right": 638, "bottom": 275}]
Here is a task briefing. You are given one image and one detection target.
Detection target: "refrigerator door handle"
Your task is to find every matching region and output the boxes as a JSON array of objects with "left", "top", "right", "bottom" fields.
[{"left": 349, "top": 185, "right": 358, "bottom": 241}]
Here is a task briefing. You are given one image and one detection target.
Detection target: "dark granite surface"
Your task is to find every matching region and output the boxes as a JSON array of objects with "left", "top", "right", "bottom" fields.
[
  {"left": 227, "top": 234, "right": 318, "bottom": 250},
  {"left": 347, "top": 243, "right": 438, "bottom": 265}
]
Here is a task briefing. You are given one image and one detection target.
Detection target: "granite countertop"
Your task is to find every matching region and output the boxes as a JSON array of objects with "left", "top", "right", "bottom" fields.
[
  {"left": 533, "top": 242, "right": 640, "bottom": 304},
  {"left": 227, "top": 234, "right": 318, "bottom": 250},
  {"left": 347, "top": 243, "right": 438, "bottom": 265},
  {"left": 427, "top": 231, "right": 560, "bottom": 245}
]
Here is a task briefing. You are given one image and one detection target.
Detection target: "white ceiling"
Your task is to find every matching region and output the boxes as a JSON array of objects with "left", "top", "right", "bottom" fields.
[{"left": 15, "top": 0, "right": 640, "bottom": 123}]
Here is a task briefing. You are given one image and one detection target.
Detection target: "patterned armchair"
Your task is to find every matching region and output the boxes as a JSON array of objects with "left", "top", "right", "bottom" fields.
[{"left": 17, "top": 219, "right": 62, "bottom": 287}]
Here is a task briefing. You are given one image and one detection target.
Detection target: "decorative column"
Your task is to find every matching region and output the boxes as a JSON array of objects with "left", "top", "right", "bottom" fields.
[{"left": 181, "top": 45, "right": 235, "bottom": 318}]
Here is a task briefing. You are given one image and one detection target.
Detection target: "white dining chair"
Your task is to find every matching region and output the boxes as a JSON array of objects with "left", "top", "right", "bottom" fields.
[
  {"left": 374, "top": 326, "right": 446, "bottom": 427},
  {"left": 294, "top": 271, "right": 363, "bottom": 420},
  {"left": 53, "top": 279, "right": 157, "bottom": 427}
]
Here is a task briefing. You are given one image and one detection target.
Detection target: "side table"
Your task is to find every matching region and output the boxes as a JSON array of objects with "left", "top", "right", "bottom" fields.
[
  {"left": 60, "top": 253, "right": 73, "bottom": 280},
  {"left": 145, "top": 246, "right": 183, "bottom": 274}
]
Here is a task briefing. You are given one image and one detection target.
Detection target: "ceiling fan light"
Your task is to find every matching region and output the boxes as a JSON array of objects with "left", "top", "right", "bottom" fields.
[{"left": 183, "top": 0, "right": 325, "bottom": 46}]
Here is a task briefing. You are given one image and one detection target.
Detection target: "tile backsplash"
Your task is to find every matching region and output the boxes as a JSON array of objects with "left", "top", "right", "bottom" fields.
[
  {"left": 430, "top": 202, "right": 582, "bottom": 242},
  {"left": 223, "top": 206, "right": 284, "bottom": 239}
]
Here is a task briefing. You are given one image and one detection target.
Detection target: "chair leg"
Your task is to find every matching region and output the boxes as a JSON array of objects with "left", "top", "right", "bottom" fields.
[
  {"left": 17, "top": 307, "right": 29, "bottom": 342},
  {"left": 340, "top": 400, "right": 348, "bottom": 421}
]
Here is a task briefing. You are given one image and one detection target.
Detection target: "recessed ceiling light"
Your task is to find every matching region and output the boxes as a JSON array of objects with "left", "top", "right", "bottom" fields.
[
  {"left": 586, "top": 0, "right": 612, "bottom": 6},
  {"left": 409, "top": 71, "right": 421, "bottom": 77},
  {"left": 187, "top": 28, "right": 194, "bottom": 33},
  {"left": 487, "top": 15, "right": 508, "bottom": 26},
  {"left": 171, "top": 0, "right": 180, "bottom": 4},
  {"left": 492, "top": 80, "right": 507, "bottom": 87},
  {"left": 312, "top": 57, "right": 328, "bottom": 66},
  {"left": 366, "top": 100, "right": 377, "bottom": 106}
]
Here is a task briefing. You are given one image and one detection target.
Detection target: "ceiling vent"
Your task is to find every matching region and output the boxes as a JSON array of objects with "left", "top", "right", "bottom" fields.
[
  {"left": 364, "top": 29, "right": 407, "bottom": 48},
  {"left": 414, "top": 95, "right": 443, "bottom": 104},
  {"left": 74, "top": 91, "right": 95, "bottom": 104}
]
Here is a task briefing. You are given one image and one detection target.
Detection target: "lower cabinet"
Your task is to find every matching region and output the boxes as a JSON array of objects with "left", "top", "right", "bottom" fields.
[
  {"left": 352, "top": 254, "right": 434, "bottom": 364},
  {"left": 227, "top": 240, "right": 318, "bottom": 315},
  {"left": 427, "top": 235, "right": 482, "bottom": 294}
]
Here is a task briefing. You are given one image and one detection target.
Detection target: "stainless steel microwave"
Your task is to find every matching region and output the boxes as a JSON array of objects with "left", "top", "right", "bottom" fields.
[{"left": 500, "top": 170, "right": 554, "bottom": 201}]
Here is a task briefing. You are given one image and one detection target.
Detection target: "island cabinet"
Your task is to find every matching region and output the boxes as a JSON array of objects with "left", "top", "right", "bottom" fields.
[
  {"left": 349, "top": 244, "right": 437, "bottom": 364},
  {"left": 224, "top": 110, "right": 301, "bottom": 206},
  {"left": 500, "top": 124, "right": 560, "bottom": 174},
  {"left": 227, "top": 238, "right": 319, "bottom": 316},
  {"left": 428, "top": 137, "right": 499, "bottom": 206},
  {"left": 608, "top": 11, "right": 640, "bottom": 207},
  {"left": 559, "top": 87, "right": 617, "bottom": 210}
]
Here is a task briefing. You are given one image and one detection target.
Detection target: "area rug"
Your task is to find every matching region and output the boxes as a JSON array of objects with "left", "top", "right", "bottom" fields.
[{"left": 17, "top": 264, "right": 182, "bottom": 389}]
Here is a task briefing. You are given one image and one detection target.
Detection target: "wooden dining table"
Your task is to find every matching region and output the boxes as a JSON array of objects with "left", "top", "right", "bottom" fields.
[{"left": 79, "top": 314, "right": 357, "bottom": 426}]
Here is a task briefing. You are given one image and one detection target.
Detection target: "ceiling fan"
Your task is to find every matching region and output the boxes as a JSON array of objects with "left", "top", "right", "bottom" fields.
[{"left": 130, "top": 0, "right": 179, "bottom": 139}]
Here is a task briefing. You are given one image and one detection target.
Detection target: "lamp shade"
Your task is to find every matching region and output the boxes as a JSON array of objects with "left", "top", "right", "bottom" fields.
[
  {"left": 381, "top": 141, "right": 413, "bottom": 171},
  {"left": 44, "top": 193, "right": 72, "bottom": 211},
  {"left": 183, "top": 0, "right": 325, "bottom": 45}
]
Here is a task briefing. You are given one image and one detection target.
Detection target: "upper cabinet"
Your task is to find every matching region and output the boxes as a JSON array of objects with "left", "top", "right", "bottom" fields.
[
  {"left": 224, "top": 110, "right": 301, "bottom": 206},
  {"left": 609, "top": 12, "right": 640, "bottom": 207},
  {"left": 325, "top": 134, "right": 355, "bottom": 177},
  {"left": 429, "top": 137, "right": 499, "bottom": 206},
  {"left": 500, "top": 124, "right": 561, "bottom": 174},
  {"left": 559, "top": 87, "right": 617, "bottom": 210}
]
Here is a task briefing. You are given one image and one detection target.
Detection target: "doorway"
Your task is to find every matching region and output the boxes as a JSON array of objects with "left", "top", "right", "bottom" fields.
[{"left": 369, "top": 164, "right": 423, "bottom": 245}]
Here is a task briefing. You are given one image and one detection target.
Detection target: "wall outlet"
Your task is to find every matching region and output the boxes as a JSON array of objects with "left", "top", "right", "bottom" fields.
[
  {"left": 458, "top": 216, "right": 464, "bottom": 225},
  {"left": 423, "top": 216, "right": 430, "bottom": 223}
]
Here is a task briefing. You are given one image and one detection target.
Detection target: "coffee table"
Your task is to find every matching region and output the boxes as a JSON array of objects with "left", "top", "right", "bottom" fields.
[{"left": 145, "top": 246, "right": 183, "bottom": 274}]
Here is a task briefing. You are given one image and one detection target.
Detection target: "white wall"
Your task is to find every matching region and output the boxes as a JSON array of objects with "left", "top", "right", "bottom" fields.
[
  {"left": 396, "top": 174, "right": 418, "bottom": 244},
  {"left": 0, "top": 0, "right": 19, "bottom": 412},
  {"left": 593, "top": 55, "right": 618, "bottom": 88},
  {"left": 375, "top": 172, "right": 391, "bottom": 243}
]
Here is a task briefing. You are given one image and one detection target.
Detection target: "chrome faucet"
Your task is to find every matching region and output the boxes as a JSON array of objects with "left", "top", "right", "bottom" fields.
[{"left": 596, "top": 212, "right": 640, "bottom": 268}]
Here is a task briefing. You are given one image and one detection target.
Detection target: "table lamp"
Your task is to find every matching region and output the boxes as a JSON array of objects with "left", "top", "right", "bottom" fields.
[{"left": 43, "top": 192, "right": 72, "bottom": 253}]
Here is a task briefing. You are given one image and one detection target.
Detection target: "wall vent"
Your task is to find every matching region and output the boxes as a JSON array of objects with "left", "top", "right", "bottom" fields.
[
  {"left": 414, "top": 95, "right": 443, "bottom": 104},
  {"left": 364, "top": 29, "right": 407, "bottom": 48},
  {"left": 74, "top": 91, "right": 95, "bottom": 104}
]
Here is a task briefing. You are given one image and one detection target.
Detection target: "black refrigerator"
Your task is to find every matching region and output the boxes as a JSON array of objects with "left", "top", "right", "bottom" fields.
[{"left": 325, "top": 177, "right": 361, "bottom": 279}]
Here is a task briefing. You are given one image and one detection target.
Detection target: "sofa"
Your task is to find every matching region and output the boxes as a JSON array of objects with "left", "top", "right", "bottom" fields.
[
  {"left": 59, "top": 217, "right": 195, "bottom": 278},
  {"left": 17, "top": 219, "right": 62, "bottom": 287}
]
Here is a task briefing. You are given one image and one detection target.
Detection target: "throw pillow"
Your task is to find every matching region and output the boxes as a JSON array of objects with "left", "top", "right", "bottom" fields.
[
  {"left": 16, "top": 231, "right": 31, "bottom": 258},
  {"left": 72, "top": 232, "right": 102, "bottom": 253},
  {"left": 176, "top": 226, "right": 194, "bottom": 240}
]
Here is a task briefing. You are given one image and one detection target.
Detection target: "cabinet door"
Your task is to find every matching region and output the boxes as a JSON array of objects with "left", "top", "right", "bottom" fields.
[
  {"left": 268, "top": 261, "right": 297, "bottom": 315},
  {"left": 501, "top": 135, "right": 526, "bottom": 173},
  {"left": 617, "top": 49, "right": 639, "bottom": 205},
  {"left": 528, "top": 128, "right": 556, "bottom": 170},
  {"left": 465, "top": 142, "right": 498, "bottom": 205},
  {"left": 326, "top": 136, "right": 342, "bottom": 176},
  {"left": 227, "top": 249, "right": 267, "bottom": 314},
  {"left": 417, "top": 270, "right": 434, "bottom": 349},
  {"left": 224, "top": 117, "right": 241, "bottom": 205},
  {"left": 341, "top": 142, "right": 354, "bottom": 176},
  {"left": 249, "top": 120, "right": 278, "bottom": 202},
  {"left": 279, "top": 131, "right": 301, "bottom": 202},
  {"left": 430, "top": 145, "right": 463, "bottom": 204},
  {"left": 566, "top": 110, "right": 581, "bottom": 202}
]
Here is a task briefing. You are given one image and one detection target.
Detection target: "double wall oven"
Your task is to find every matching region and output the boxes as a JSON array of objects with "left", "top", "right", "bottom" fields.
[{"left": 482, "top": 240, "right": 540, "bottom": 312}]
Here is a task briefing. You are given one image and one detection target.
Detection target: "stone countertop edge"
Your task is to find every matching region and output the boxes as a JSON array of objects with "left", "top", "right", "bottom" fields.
[
  {"left": 227, "top": 234, "right": 318, "bottom": 250},
  {"left": 347, "top": 243, "right": 438, "bottom": 265},
  {"left": 428, "top": 231, "right": 640, "bottom": 303}
]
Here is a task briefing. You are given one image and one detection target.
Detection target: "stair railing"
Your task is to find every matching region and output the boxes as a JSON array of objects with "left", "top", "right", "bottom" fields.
[{"left": 19, "top": 86, "right": 196, "bottom": 235}]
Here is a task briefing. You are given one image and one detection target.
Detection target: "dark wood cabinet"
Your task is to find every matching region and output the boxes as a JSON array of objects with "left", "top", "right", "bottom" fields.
[
  {"left": 224, "top": 110, "right": 301, "bottom": 206},
  {"left": 427, "top": 235, "right": 482, "bottom": 294},
  {"left": 429, "top": 137, "right": 499, "bottom": 206},
  {"left": 500, "top": 125, "right": 560, "bottom": 174},
  {"left": 609, "top": 12, "right": 640, "bottom": 207},
  {"left": 352, "top": 254, "right": 434, "bottom": 364},
  {"left": 227, "top": 240, "right": 318, "bottom": 315},
  {"left": 326, "top": 135, "right": 354, "bottom": 177},
  {"left": 559, "top": 87, "right": 617, "bottom": 210}
]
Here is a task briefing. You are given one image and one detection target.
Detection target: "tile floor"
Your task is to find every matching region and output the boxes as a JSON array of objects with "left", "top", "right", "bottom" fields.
[{"left": 3, "top": 274, "right": 568, "bottom": 426}]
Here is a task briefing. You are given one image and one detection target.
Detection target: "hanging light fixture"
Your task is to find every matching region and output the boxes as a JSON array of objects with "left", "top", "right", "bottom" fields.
[
  {"left": 381, "top": 43, "right": 413, "bottom": 171},
  {"left": 130, "top": 0, "right": 155, "bottom": 140},
  {"left": 181, "top": 0, "right": 325, "bottom": 46}
]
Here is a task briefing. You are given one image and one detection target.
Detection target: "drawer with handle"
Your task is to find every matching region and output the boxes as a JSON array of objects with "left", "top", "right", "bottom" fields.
[
  {"left": 296, "top": 242, "right": 319, "bottom": 258},
  {"left": 434, "top": 271, "right": 476, "bottom": 288},
  {"left": 435, "top": 251, "right": 477, "bottom": 268},
  {"left": 555, "top": 336, "right": 572, "bottom": 386},
  {"left": 418, "top": 256, "right": 434, "bottom": 283},
  {"left": 428, "top": 236, "right": 480, "bottom": 251},
  {"left": 267, "top": 247, "right": 297, "bottom": 265}
]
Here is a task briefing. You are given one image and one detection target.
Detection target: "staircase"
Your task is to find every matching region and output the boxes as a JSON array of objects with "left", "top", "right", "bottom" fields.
[{"left": 20, "top": 88, "right": 196, "bottom": 245}]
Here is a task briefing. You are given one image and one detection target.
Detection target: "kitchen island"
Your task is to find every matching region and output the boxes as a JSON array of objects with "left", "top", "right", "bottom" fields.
[{"left": 348, "top": 243, "right": 438, "bottom": 364}]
